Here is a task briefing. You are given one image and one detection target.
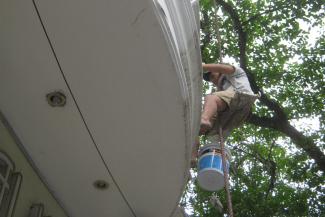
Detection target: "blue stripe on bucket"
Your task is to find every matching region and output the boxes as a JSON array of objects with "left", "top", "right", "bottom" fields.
[{"left": 198, "top": 154, "right": 229, "bottom": 173}]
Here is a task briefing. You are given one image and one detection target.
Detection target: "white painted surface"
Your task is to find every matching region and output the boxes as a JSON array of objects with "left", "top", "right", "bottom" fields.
[
  {"left": 0, "top": 0, "right": 201, "bottom": 216},
  {"left": 0, "top": 1, "right": 134, "bottom": 216},
  {"left": 0, "top": 115, "right": 68, "bottom": 217}
]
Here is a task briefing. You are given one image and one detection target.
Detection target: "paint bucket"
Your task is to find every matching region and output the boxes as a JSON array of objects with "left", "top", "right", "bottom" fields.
[{"left": 197, "top": 144, "right": 231, "bottom": 191}]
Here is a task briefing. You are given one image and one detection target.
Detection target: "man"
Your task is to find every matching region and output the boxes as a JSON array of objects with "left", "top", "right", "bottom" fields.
[{"left": 200, "top": 63, "right": 254, "bottom": 134}]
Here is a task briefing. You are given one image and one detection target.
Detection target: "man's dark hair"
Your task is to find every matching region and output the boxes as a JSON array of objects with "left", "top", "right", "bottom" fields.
[{"left": 203, "top": 71, "right": 211, "bottom": 82}]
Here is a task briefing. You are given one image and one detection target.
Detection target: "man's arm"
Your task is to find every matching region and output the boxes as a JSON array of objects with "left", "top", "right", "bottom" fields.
[{"left": 202, "top": 63, "right": 235, "bottom": 74}]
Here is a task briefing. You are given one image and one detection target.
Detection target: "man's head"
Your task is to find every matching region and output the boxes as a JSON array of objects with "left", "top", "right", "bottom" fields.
[{"left": 203, "top": 71, "right": 222, "bottom": 86}]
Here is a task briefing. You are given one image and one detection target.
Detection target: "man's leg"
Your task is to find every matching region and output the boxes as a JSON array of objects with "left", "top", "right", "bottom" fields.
[{"left": 200, "top": 94, "right": 227, "bottom": 134}]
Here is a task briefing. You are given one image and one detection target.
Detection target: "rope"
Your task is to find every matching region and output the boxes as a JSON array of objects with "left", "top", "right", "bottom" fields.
[
  {"left": 212, "top": 0, "right": 226, "bottom": 92},
  {"left": 212, "top": 0, "right": 235, "bottom": 215},
  {"left": 212, "top": 0, "right": 223, "bottom": 63},
  {"left": 201, "top": 1, "right": 234, "bottom": 215},
  {"left": 219, "top": 127, "right": 234, "bottom": 217}
]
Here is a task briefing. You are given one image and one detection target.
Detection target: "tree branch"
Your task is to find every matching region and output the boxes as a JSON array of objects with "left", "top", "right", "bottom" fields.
[
  {"left": 215, "top": 0, "right": 285, "bottom": 115},
  {"left": 259, "top": 93, "right": 288, "bottom": 120},
  {"left": 265, "top": 141, "right": 276, "bottom": 199},
  {"left": 215, "top": 0, "right": 261, "bottom": 96},
  {"left": 246, "top": 113, "right": 277, "bottom": 129},
  {"left": 242, "top": 2, "right": 290, "bottom": 26},
  {"left": 200, "top": 11, "right": 212, "bottom": 54},
  {"left": 215, "top": 0, "right": 247, "bottom": 68},
  {"left": 279, "top": 122, "right": 325, "bottom": 171},
  {"left": 265, "top": 160, "right": 277, "bottom": 199},
  {"left": 247, "top": 114, "right": 325, "bottom": 171},
  {"left": 215, "top": 0, "right": 325, "bottom": 171},
  {"left": 231, "top": 143, "right": 277, "bottom": 197}
]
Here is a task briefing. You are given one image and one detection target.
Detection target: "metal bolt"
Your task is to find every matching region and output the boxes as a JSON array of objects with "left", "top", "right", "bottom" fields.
[
  {"left": 46, "top": 91, "right": 66, "bottom": 107},
  {"left": 93, "top": 180, "right": 109, "bottom": 190}
]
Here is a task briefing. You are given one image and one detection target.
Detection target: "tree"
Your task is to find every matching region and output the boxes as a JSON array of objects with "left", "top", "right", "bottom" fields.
[{"left": 182, "top": 0, "right": 325, "bottom": 216}]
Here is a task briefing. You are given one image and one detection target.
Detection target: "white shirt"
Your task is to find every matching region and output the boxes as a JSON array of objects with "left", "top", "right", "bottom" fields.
[{"left": 222, "top": 66, "right": 254, "bottom": 95}]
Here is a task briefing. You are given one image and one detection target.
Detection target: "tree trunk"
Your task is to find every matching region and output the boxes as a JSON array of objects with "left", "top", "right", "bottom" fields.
[{"left": 248, "top": 114, "right": 325, "bottom": 172}]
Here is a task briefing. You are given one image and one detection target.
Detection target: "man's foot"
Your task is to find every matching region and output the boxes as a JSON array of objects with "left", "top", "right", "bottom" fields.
[{"left": 199, "top": 118, "right": 212, "bottom": 135}]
